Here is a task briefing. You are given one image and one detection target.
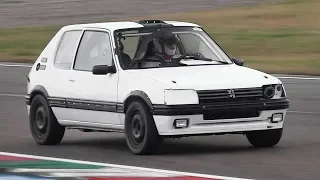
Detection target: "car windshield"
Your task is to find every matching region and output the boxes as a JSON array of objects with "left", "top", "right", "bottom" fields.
[{"left": 114, "top": 26, "right": 233, "bottom": 70}]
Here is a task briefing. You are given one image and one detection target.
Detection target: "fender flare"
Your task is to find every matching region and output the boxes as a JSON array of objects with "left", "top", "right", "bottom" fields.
[
  {"left": 26, "top": 85, "right": 49, "bottom": 105},
  {"left": 123, "top": 90, "right": 153, "bottom": 113}
]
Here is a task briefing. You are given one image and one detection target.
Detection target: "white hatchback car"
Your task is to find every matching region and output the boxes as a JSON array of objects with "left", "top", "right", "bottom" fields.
[{"left": 26, "top": 20, "right": 290, "bottom": 155}]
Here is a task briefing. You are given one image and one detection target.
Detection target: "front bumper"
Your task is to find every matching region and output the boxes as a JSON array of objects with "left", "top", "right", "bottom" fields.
[
  {"left": 151, "top": 98, "right": 289, "bottom": 136},
  {"left": 154, "top": 109, "right": 287, "bottom": 136}
]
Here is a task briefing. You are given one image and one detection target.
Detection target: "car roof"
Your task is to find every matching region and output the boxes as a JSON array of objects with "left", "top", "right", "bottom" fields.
[{"left": 61, "top": 20, "right": 200, "bottom": 32}]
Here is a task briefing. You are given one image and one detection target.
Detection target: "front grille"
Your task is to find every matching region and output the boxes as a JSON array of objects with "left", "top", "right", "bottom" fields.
[
  {"left": 152, "top": 98, "right": 289, "bottom": 116},
  {"left": 197, "top": 87, "right": 263, "bottom": 105},
  {"left": 197, "top": 87, "right": 264, "bottom": 120}
]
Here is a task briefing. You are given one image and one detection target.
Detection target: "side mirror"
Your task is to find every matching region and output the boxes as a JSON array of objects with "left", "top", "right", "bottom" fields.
[
  {"left": 92, "top": 65, "right": 116, "bottom": 75},
  {"left": 231, "top": 58, "right": 244, "bottom": 66}
]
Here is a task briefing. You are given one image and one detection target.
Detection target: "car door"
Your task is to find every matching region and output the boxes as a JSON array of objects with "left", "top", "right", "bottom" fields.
[
  {"left": 67, "top": 28, "right": 121, "bottom": 128},
  {"left": 48, "top": 29, "right": 83, "bottom": 122}
]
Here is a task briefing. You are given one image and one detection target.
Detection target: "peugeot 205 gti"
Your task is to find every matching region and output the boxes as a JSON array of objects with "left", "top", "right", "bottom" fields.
[{"left": 25, "top": 20, "right": 290, "bottom": 155}]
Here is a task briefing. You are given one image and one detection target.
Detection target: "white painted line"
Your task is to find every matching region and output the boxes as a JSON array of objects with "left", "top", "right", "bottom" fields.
[
  {"left": 10, "top": 168, "right": 176, "bottom": 177},
  {"left": 277, "top": 76, "right": 320, "bottom": 80},
  {"left": 273, "top": 73, "right": 320, "bottom": 77},
  {"left": 288, "top": 110, "right": 320, "bottom": 114},
  {"left": 0, "top": 152, "right": 252, "bottom": 180},
  {"left": 0, "top": 63, "right": 32, "bottom": 68},
  {"left": 0, "top": 93, "right": 26, "bottom": 97},
  {"left": 10, "top": 168, "right": 139, "bottom": 173}
]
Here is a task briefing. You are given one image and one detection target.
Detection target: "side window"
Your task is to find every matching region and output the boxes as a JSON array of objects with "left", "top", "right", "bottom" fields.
[
  {"left": 74, "top": 31, "right": 113, "bottom": 71},
  {"left": 55, "top": 30, "right": 82, "bottom": 70},
  {"left": 121, "top": 36, "right": 139, "bottom": 59}
]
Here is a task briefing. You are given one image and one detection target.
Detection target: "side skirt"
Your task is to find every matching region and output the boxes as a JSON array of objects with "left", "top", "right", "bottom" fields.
[
  {"left": 68, "top": 127, "right": 125, "bottom": 133},
  {"left": 58, "top": 119, "right": 125, "bottom": 133}
]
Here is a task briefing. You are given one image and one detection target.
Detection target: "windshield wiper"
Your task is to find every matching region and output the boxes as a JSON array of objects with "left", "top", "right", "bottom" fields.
[{"left": 173, "top": 54, "right": 229, "bottom": 64}]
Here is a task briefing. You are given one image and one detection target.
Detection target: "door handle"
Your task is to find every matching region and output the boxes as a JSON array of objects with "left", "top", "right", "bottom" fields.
[{"left": 69, "top": 79, "right": 75, "bottom": 82}]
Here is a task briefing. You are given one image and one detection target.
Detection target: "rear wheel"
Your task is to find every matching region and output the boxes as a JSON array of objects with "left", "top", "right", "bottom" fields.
[
  {"left": 29, "top": 94, "right": 65, "bottom": 145},
  {"left": 246, "top": 128, "right": 283, "bottom": 147},
  {"left": 125, "top": 101, "right": 163, "bottom": 155}
]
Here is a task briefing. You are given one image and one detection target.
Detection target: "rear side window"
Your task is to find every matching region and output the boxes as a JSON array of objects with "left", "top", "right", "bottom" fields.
[{"left": 55, "top": 30, "right": 82, "bottom": 70}]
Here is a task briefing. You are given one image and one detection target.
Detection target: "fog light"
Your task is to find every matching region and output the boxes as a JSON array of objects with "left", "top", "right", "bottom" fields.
[
  {"left": 174, "top": 119, "right": 188, "bottom": 128},
  {"left": 271, "top": 113, "right": 283, "bottom": 123}
]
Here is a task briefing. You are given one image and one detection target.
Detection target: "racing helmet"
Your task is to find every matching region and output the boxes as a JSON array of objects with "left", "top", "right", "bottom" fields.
[{"left": 153, "top": 35, "right": 178, "bottom": 60}]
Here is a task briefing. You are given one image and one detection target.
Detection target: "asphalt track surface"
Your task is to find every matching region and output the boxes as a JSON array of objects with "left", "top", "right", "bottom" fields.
[
  {"left": 0, "top": 0, "right": 280, "bottom": 28},
  {"left": 0, "top": 64, "right": 319, "bottom": 180}
]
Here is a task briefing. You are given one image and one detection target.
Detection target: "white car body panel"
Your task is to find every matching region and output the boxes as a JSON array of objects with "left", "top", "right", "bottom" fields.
[
  {"left": 54, "top": 107, "right": 124, "bottom": 131},
  {"left": 123, "top": 64, "right": 281, "bottom": 90},
  {"left": 67, "top": 70, "right": 120, "bottom": 125},
  {"left": 117, "top": 70, "right": 170, "bottom": 104}
]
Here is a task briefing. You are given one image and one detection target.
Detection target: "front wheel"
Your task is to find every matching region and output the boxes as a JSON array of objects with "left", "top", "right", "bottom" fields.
[
  {"left": 246, "top": 128, "right": 283, "bottom": 147},
  {"left": 124, "top": 101, "right": 163, "bottom": 155}
]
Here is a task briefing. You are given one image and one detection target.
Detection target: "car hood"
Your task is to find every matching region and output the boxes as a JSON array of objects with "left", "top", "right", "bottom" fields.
[{"left": 126, "top": 64, "right": 281, "bottom": 90}]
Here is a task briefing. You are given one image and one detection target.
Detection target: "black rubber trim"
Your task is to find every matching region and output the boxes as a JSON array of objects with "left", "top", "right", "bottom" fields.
[
  {"left": 30, "top": 85, "right": 49, "bottom": 97},
  {"left": 25, "top": 95, "right": 31, "bottom": 105},
  {"left": 28, "top": 93, "right": 289, "bottom": 116},
  {"left": 45, "top": 91, "right": 153, "bottom": 113},
  {"left": 133, "top": 20, "right": 174, "bottom": 27},
  {"left": 27, "top": 94, "right": 135, "bottom": 113},
  {"left": 47, "top": 97, "right": 119, "bottom": 112},
  {"left": 66, "top": 98, "right": 117, "bottom": 112},
  {"left": 152, "top": 98, "right": 290, "bottom": 116},
  {"left": 116, "top": 103, "right": 124, "bottom": 113},
  {"left": 123, "top": 90, "right": 153, "bottom": 112},
  {"left": 26, "top": 85, "right": 50, "bottom": 105},
  {"left": 263, "top": 99, "right": 290, "bottom": 110},
  {"left": 48, "top": 97, "right": 66, "bottom": 108}
]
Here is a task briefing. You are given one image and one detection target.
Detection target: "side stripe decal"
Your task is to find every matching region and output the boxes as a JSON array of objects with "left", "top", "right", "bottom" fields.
[
  {"left": 47, "top": 97, "right": 121, "bottom": 113},
  {"left": 48, "top": 97, "right": 66, "bottom": 107},
  {"left": 26, "top": 95, "right": 289, "bottom": 116},
  {"left": 66, "top": 99, "right": 117, "bottom": 112}
]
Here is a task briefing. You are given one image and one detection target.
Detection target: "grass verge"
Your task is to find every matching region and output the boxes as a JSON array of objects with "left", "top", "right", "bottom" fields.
[{"left": 0, "top": 0, "right": 319, "bottom": 75}]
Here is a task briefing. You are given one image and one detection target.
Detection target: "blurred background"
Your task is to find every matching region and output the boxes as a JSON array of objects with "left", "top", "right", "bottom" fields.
[
  {"left": 1, "top": 1, "right": 320, "bottom": 180},
  {"left": 0, "top": 0, "right": 319, "bottom": 75}
]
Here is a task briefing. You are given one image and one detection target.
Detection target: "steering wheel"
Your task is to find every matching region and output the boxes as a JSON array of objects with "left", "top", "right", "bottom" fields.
[{"left": 129, "top": 59, "right": 162, "bottom": 68}]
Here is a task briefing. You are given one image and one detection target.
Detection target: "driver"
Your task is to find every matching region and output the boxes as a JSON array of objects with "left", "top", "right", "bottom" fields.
[
  {"left": 140, "top": 35, "right": 179, "bottom": 68},
  {"left": 153, "top": 35, "right": 178, "bottom": 61}
]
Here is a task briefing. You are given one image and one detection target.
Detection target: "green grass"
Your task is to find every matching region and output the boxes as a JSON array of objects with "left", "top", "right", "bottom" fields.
[
  {"left": 1, "top": 0, "right": 320, "bottom": 75},
  {"left": 0, "top": 26, "right": 60, "bottom": 62}
]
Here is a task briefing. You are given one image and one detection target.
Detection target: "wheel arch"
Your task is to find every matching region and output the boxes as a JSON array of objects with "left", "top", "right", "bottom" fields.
[
  {"left": 123, "top": 90, "right": 153, "bottom": 114},
  {"left": 27, "top": 85, "right": 49, "bottom": 105}
]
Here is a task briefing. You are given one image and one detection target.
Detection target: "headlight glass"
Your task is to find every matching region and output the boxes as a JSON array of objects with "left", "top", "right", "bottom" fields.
[
  {"left": 262, "top": 84, "right": 286, "bottom": 99},
  {"left": 164, "top": 89, "right": 199, "bottom": 105}
]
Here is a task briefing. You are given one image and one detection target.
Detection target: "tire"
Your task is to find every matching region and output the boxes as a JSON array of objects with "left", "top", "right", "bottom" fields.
[
  {"left": 246, "top": 128, "right": 283, "bottom": 147},
  {"left": 124, "top": 101, "right": 163, "bottom": 155},
  {"left": 29, "top": 94, "right": 65, "bottom": 145}
]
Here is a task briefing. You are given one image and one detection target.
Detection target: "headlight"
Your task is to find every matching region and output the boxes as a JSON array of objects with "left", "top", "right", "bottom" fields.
[
  {"left": 262, "top": 84, "right": 286, "bottom": 99},
  {"left": 164, "top": 89, "right": 199, "bottom": 105}
]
